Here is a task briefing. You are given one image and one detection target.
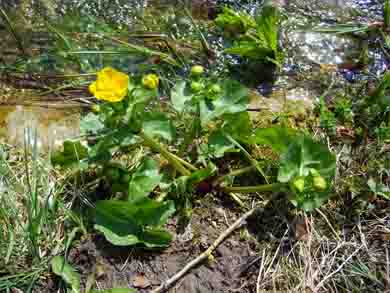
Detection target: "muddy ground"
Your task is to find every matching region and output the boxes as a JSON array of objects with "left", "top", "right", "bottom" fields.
[{"left": 44, "top": 195, "right": 291, "bottom": 293}]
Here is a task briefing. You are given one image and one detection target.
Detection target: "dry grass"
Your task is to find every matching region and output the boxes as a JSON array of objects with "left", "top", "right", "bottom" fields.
[
  {"left": 0, "top": 141, "right": 74, "bottom": 290},
  {"left": 253, "top": 210, "right": 389, "bottom": 292}
]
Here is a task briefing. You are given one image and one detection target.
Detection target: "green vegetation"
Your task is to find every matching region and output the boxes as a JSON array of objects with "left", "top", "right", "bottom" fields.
[
  {"left": 0, "top": 1, "right": 389, "bottom": 292},
  {"left": 216, "top": 5, "right": 282, "bottom": 64}
]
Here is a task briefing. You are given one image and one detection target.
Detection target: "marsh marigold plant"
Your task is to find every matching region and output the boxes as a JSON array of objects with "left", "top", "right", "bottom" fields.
[{"left": 89, "top": 67, "right": 129, "bottom": 102}]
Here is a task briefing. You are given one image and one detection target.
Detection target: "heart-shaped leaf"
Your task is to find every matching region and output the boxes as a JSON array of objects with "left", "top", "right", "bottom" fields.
[
  {"left": 200, "top": 79, "right": 249, "bottom": 125},
  {"left": 94, "top": 199, "right": 175, "bottom": 247},
  {"left": 128, "top": 158, "right": 162, "bottom": 203},
  {"left": 80, "top": 113, "right": 104, "bottom": 135},
  {"left": 142, "top": 112, "right": 175, "bottom": 141},
  {"left": 278, "top": 135, "right": 336, "bottom": 211},
  {"left": 247, "top": 127, "right": 297, "bottom": 154},
  {"left": 94, "top": 224, "right": 140, "bottom": 246},
  {"left": 278, "top": 136, "right": 335, "bottom": 183},
  {"left": 88, "top": 127, "right": 138, "bottom": 163},
  {"left": 171, "top": 80, "right": 193, "bottom": 112},
  {"left": 207, "top": 131, "right": 237, "bottom": 158},
  {"left": 139, "top": 228, "right": 173, "bottom": 248},
  {"left": 221, "top": 112, "right": 252, "bottom": 141}
]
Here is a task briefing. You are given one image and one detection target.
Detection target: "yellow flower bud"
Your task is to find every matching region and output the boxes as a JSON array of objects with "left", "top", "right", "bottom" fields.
[
  {"left": 313, "top": 176, "right": 327, "bottom": 191},
  {"left": 190, "top": 81, "right": 203, "bottom": 92},
  {"left": 191, "top": 65, "right": 204, "bottom": 76},
  {"left": 209, "top": 84, "right": 222, "bottom": 94},
  {"left": 292, "top": 177, "right": 305, "bottom": 193},
  {"left": 91, "top": 105, "right": 101, "bottom": 113},
  {"left": 142, "top": 74, "right": 160, "bottom": 90}
]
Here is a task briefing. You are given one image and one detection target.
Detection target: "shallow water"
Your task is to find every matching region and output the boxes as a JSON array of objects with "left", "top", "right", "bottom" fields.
[
  {"left": 0, "top": 0, "right": 388, "bottom": 149},
  {"left": 0, "top": 104, "right": 80, "bottom": 151}
]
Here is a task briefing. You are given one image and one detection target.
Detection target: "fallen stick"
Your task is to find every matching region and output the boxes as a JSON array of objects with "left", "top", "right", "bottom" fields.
[{"left": 150, "top": 205, "right": 260, "bottom": 293}]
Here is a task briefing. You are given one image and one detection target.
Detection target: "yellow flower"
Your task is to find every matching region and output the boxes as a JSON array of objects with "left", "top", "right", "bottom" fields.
[
  {"left": 142, "top": 74, "right": 160, "bottom": 90},
  {"left": 89, "top": 67, "right": 129, "bottom": 102}
]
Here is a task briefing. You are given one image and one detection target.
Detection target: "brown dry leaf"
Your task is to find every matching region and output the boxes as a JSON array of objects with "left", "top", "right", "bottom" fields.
[
  {"left": 336, "top": 126, "right": 355, "bottom": 143},
  {"left": 381, "top": 233, "right": 390, "bottom": 241},
  {"left": 133, "top": 274, "right": 151, "bottom": 289},
  {"left": 294, "top": 218, "right": 310, "bottom": 241}
]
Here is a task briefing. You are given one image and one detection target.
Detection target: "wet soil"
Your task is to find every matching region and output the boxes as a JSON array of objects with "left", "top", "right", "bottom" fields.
[
  {"left": 53, "top": 196, "right": 291, "bottom": 293},
  {"left": 71, "top": 206, "right": 259, "bottom": 292}
]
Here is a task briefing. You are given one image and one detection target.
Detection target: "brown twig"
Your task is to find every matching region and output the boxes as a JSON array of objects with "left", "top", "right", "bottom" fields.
[{"left": 150, "top": 206, "right": 260, "bottom": 293}]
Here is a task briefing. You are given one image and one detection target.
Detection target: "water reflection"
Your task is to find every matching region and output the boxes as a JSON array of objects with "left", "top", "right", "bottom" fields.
[
  {"left": 250, "top": 87, "right": 314, "bottom": 117},
  {"left": 0, "top": 105, "right": 80, "bottom": 151},
  {"left": 288, "top": 31, "right": 357, "bottom": 66}
]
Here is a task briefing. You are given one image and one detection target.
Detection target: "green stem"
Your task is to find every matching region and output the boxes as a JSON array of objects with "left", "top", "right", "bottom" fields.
[
  {"left": 222, "top": 182, "right": 287, "bottom": 194},
  {"left": 225, "top": 134, "right": 269, "bottom": 184},
  {"left": 170, "top": 153, "right": 198, "bottom": 171},
  {"left": 214, "top": 165, "right": 256, "bottom": 186},
  {"left": 139, "top": 132, "right": 191, "bottom": 176}
]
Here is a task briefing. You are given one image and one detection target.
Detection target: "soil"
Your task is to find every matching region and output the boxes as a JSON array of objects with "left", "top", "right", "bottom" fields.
[{"left": 55, "top": 195, "right": 291, "bottom": 293}]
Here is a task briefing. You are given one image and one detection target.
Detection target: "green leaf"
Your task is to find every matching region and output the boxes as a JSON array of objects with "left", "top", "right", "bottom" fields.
[
  {"left": 187, "top": 163, "right": 217, "bottom": 187},
  {"left": 89, "top": 128, "right": 138, "bottom": 163},
  {"left": 278, "top": 136, "right": 335, "bottom": 183},
  {"left": 128, "top": 158, "right": 162, "bottom": 203},
  {"left": 132, "top": 197, "right": 175, "bottom": 227},
  {"left": 256, "top": 5, "right": 279, "bottom": 53},
  {"left": 247, "top": 127, "right": 297, "bottom": 154},
  {"left": 90, "top": 288, "right": 137, "bottom": 293},
  {"left": 171, "top": 80, "right": 193, "bottom": 112},
  {"left": 80, "top": 113, "right": 104, "bottom": 135},
  {"left": 385, "top": 0, "right": 390, "bottom": 28},
  {"left": 94, "top": 224, "right": 140, "bottom": 246},
  {"left": 94, "top": 200, "right": 141, "bottom": 240},
  {"left": 130, "top": 86, "right": 157, "bottom": 105},
  {"left": 51, "top": 141, "right": 88, "bottom": 169},
  {"left": 200, "top": 79, "right": 249, "bottom": 125},
  {"left": 208, "top": 131, "right": 237, "bottom": 158},
  {"left": 51, "top": 256, "right": 80, "bottom": 293},
  {"left": 278, "top": 135, "right": 336, "bottom": 211},
  {"left": 220, "top": 5, "right": 280, "bottom": 61},
  {"left": 215, "top": 7, "right": 256, "bottom": 35},
  {"left": 142, "top": 112, "right": 175, "bottom": 141},
  {"left": 222, "top": 112, "right": 252, "bottom": 141},
  {"left": 225, "top": 41, "right": 273, "bottom": 60},
  {"left": 139, "top": 228, "right": 173, "bottom": 248},
  {"left": 368, "top": 178, "right": 390, "bottom": 200},
  {"left": 94, "top": 199, "right": 175, "bottom": 247}
]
